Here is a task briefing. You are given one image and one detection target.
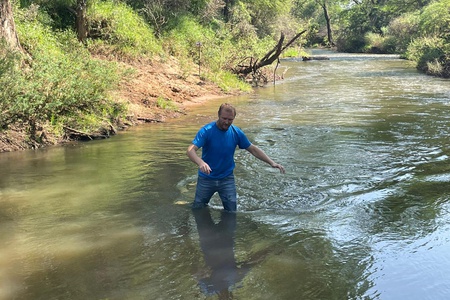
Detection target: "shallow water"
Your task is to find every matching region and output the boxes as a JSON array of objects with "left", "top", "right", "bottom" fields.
[{"left": 1, "top": 49, "right": 450, "bottom": 299}]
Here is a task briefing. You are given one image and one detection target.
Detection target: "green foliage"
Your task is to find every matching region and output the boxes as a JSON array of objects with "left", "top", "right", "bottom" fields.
[
  {"left": 406, "top": 36, "right": 447, "bottom": 73},
  {"left": 227, "top": 2, "right": 258, "bottom": 41},
  {"left": 385, "top": 12, "right": 421, "bottom": 54},
  {"left": 407, "top": 0, "right": 450, "bottom": 77},
  {"left": 338, "top": 3, "right": 373, "bottom": 36},
  {"left": 87, "top": 0, "right": 162, "bottom": 58},
  {"left": 402, "top": 0, "right": 450, "bottom": 77},
  {"left": 282, "top": 48, "right": 301, "bottom": 58},
  {"left": 124, "top": 0, "right": 208, "bottom": 19},
  {"left": 163, "top": 15, "right": 215, "bottom": 58},
  {"left": 426, "top": 57, "right": 445, "bottom": 77},
  {"left": 335, "top": 0, "right": 435, "bottom": 53},
  {"left": 335, "top": 33, "right": 366, "bottom": 53},
  {"left": 162, "top": 15, "right": 253, "bottom": 91},
  {"left": 245, "top": 0, "right": 294, "bottom": 38},
  {"left": 7, "top": 0, "right": 448, "bottom": 143},
  {"left": 156, "top": 97, "right": 178, "bottom": 111},
  {"left": 0, "top": 44, "right": 23, "bottom": 129},
  {"left": 1, "top": 5, "right": 125, "bottom": 134},
  {"left": 335, "top": 3, "right": 373, "bottom": 52},
  {"left": 204, "top": 70, "right": 252, "bottom": 93},
  {"left": 418, "top": 0, "right": 450, "bottom": 39},
  {"left": 363, "top": 32, "right": 384, "bottom": 53},
  {"left": 363, "top": 31, "right": 396, "bottom": 54}
]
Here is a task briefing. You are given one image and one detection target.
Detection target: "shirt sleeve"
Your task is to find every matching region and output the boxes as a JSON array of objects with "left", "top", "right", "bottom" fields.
[
  {"left": 192, "top": 127, "right": 206, "bottom": 148},
  {"left": 233, "top": 126, "right": 252, "bottom": 149}
]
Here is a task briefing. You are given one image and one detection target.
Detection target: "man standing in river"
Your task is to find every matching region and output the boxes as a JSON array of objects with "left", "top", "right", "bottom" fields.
[{"left": 186, "top": 103, "right": 285, "bottom": 212}]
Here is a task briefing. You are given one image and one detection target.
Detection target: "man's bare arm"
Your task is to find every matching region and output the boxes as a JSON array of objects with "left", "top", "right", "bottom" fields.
[
  {"left": 186, "top": 144, "right": 212, "bottom": 175},
  {"left": 246, "top": 144, "right": 285, "bottom": 174}
]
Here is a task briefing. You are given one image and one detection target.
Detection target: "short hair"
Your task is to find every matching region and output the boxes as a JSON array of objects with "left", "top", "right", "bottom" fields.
[{"left": 218, "top": 103, "right": 236, "bottom": 117}]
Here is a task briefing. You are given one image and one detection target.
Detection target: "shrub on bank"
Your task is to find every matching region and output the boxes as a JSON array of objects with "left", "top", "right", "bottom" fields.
[
  {"left": 385, "top": 12, "right": 420, "bottom": 54},
  {"left": 0, "top": 5, "right": 125, "bottom": 139},
  {"left": 363, "top": 31, "right": 396, "bottom": 54},
  {"left": 87, "top": 0, "right": 162, "bottom": 58},
  {"left": 406, "top": 36, "right": 449, "bottom": 77},
  {"left": 162, "top": 15, "right": 253, "bottom": 91},
  {"left": 0, "top": 43, "right": 23, "bottom": 130}
]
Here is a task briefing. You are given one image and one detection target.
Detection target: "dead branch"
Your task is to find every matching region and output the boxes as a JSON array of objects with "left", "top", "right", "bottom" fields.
[{"left": 235, "top": 30, "right": 307, "bottom": 78}]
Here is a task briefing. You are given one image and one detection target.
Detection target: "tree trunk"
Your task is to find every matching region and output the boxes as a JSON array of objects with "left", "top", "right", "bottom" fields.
[
  {"left": 320, "top": 1, "right": 335, "bottom": 47},
  {"left": 0, "top": 0, "right": 21, "bottom": 50},
  {"left": 222, "top": 0, "right": 235, "bottom": 22},
  {"left": 76, "top": 0, "right": 88, "bottom": 43}
]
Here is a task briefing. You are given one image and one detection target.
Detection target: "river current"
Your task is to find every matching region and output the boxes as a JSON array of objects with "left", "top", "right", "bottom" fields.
[{"left": 1, "top": 50, "right": 450, "bottom": 299}]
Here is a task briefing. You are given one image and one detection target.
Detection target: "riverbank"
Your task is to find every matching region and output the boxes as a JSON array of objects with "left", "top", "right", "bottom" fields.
[{"left": 0, "top": 56, "right": 245, "bottom": 153}]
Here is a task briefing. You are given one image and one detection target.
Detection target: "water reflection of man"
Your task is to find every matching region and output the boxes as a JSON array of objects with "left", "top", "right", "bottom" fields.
[{"left": 192, "top": 207, "right": 250, "bottom": 298}]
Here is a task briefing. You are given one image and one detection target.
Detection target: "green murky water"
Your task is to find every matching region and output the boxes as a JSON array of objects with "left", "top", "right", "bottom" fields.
[{"left": 1, "top": 50, "right": 450, "bottom": 300}]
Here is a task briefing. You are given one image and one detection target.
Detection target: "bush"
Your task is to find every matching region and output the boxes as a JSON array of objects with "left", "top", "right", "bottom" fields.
[
  {"left": 386, "top": 12, "right": 420, "bottom": 54},
  {"left": 419, "top": 0, "right": 450, "bottom": 38},
  {"left": 406, "top": 36, "right": 447, "bottom": 74},
  {"left": 335, "top": 32, "right": 366, "bottom": 53},
  {"left": 156, "top": 97, "right": 178, "bottom": 111},
  {"left": 162, "top": 15, "right": 253, "bottom": 92},
  {"left": 87, "top": 0, "right": 162, "bottom": 58},
  {"left": 163, "top": 16, "right": 215, "bottom": 58},
  {"left": 364, "top": 32, "right": 385, "bottom": 53},
  {"left": 0, "top": 44, "right": 23, "bottom": 130},
  {"left": 363, "top": 29, "right": 397, "bottom": 54},
  {"left": 2, "top": 5, "right": 125, "bottom": 135},
  {"left": 204, "top": 69, "right": 252, "bottom": 93}
]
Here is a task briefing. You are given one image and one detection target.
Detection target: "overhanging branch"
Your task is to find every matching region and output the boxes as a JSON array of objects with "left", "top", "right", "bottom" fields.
[{"left": 235, "top": 30, "right": 307, "bottom": 77}]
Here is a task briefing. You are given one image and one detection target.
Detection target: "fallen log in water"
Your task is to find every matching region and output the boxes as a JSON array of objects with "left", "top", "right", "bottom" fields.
[
  {"left": 63, "top": 126, "right": 111, "bottom": 140},
  {"left": 302, "top": 56, "right": 330, "bottom": 61}
]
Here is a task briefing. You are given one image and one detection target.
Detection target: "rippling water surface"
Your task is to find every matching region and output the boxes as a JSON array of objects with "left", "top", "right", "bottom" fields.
[{"left": 1, "top": 50, "right": 450, "bottom": 299}]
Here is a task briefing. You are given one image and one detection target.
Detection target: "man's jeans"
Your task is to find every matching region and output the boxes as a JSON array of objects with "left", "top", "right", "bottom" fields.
[{"left": 192, "top": 175, "right": 237, "bottom": 212}]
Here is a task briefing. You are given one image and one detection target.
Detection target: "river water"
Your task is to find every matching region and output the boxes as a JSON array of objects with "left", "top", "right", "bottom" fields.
[{"left": 1, "top": 50, "right": 450, "bottom": 300}]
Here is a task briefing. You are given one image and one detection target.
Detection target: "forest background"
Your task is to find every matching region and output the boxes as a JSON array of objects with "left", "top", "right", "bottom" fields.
[{"left": 0, "top": 0, "right": 449, "bottom": 152}]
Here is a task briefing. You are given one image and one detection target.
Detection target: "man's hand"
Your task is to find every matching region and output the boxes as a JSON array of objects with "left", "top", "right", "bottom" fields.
[
  {"left": 199, "top": 162, "right": 212, "bottom": 175},
  {"left": 272, "top": 163, "right": 285, "bottom": 174},
  {"left": 187, "top": 144, "right": 212, "bottom": 175}
]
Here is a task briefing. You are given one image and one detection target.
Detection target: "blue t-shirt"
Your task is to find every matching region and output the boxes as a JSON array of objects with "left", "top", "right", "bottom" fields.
[{"left": 192, "top": 122, "right": 251, "bottom": 179}]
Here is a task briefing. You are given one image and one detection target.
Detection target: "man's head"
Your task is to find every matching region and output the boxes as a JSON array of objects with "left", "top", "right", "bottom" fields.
[
  {"left": 218, "top": 103, "right": 236, "bottom": 117},
  {"left": 216, "top": 103, "right": 236, "bottom": 131}
]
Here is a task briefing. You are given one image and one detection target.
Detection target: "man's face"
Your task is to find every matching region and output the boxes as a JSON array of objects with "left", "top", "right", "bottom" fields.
[{"left": 217, "top": 109, "right": 235, "bottom": 131}]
